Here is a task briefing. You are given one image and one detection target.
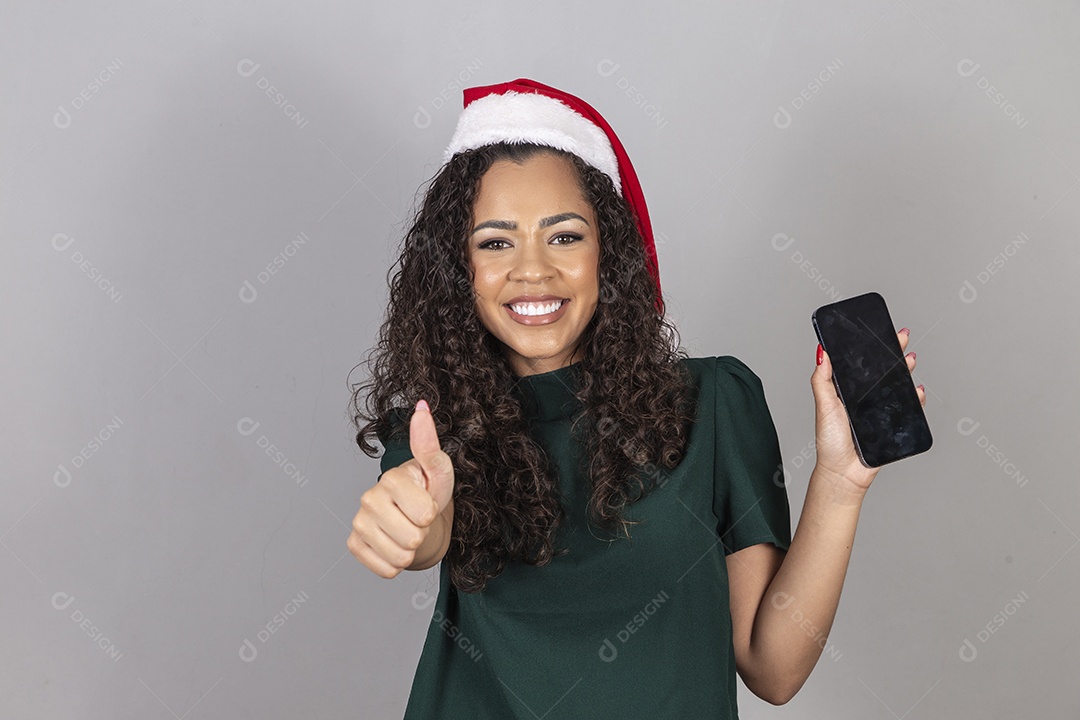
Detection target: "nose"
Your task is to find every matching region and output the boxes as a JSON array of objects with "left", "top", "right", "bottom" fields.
[{"left": 507, "top": 237, "right": 555, "bottom": 282}]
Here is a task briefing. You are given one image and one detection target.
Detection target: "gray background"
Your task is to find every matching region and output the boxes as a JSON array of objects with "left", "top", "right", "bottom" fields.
[{"left": 3, "top": 1, "right": 1078, "bottom": 717}]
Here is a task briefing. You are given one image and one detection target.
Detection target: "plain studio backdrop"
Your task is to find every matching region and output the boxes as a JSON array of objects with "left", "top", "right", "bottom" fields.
[{"left": 2, "top": 1, "right": 1078, "bottom": 717}]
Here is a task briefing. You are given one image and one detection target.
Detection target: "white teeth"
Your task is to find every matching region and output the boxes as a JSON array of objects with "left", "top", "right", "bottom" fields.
[{"left": 509, "top": 300, "right": 564, "bottom": 316}]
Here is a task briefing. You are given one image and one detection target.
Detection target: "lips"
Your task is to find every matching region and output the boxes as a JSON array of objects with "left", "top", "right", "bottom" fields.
[
  {"left": 504, "top": 298, "right": 570, "bottom": 325},
  {"left": 503, "top": 294, "right": 568, "bottom": 305}
]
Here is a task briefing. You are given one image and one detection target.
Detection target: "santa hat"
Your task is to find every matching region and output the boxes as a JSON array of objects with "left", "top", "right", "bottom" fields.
[{"left": 443, "top": 78, "right": 662, "bottom": 309}]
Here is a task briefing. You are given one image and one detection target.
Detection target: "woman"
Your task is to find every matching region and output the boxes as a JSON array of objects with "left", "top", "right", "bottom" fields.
[{"left": 347, "top": 79, "right": 925, "bottom": 718}]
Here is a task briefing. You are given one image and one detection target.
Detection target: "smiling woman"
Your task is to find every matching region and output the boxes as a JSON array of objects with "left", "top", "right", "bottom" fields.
[
  {"left": 346, "top": 79, "right": 800, "bottom": 719},
  {"left": 467, "top": 151, "right": 601, "bottom": 376},
  {"left": 349, "top": 125, "right": 699, "bottom": 590}
]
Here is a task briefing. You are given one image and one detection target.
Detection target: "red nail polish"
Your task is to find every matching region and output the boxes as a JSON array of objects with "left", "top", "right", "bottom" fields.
[
  {"left": 816, "top": 343, "right": 823, "bottom": 365},
  {"left": 900, "top": 327, "right": 909, "bottom": 335}
]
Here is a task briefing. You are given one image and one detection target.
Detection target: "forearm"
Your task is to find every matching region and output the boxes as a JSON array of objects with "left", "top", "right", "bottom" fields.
[
  {"left": 406, "top": 504, "right": 452, "bottom": 571},
  {"left": 745, "top": 464, "right": 866, "bottom": 703}
]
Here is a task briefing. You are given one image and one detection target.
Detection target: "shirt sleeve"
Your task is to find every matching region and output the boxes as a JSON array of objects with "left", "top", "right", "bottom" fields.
[
  {"left": 712, "top": 355, "right": 793, "bottom": 555},
  {"left": 376, "top": 407, "right": 414, "bottom": 481}
]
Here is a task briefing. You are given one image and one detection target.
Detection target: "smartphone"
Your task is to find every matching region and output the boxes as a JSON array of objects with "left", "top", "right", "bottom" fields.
[{"left": 812, "top": 291, "right": 932, "bottom": 468}]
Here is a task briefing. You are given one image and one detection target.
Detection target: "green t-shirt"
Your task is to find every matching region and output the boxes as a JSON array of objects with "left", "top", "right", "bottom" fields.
[{"left": 376, "top": 355, "right": 792, "bottom": 719}]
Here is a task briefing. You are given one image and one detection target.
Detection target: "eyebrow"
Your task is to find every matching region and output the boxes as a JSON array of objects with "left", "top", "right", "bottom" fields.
[{"left": 470, "top": 212, "right": 590, "bottom": 236}]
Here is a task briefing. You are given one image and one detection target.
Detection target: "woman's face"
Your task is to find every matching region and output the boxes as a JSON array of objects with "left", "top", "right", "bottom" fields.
[{"left": 467, "top": 151, "right": 600, "bottom": 378}]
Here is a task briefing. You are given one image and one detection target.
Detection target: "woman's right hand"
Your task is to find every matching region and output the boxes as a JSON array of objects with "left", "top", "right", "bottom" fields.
[{"left": 348, "top": 400, "right": 455, "bottom": 578}]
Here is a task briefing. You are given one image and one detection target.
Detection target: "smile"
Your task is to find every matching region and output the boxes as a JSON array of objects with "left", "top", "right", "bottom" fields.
[{"left": 504, "top": 299, "right": 570, "bottom": 325}]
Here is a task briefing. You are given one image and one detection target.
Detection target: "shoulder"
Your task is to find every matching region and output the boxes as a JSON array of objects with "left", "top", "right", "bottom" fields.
[
  {"left": 683, "top": 356, "right": 773, "bottom": 433},
  {"left": 675, "top": 356, "right": 769, "bottom": 428},
  {"left": 678, "top": 355, "right": 765, "bottom": 389}
]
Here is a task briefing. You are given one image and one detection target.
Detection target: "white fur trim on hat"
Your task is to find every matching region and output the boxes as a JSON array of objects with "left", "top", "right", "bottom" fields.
[{"left": 443, "top": 91, "right": 623, "bottom": 197}]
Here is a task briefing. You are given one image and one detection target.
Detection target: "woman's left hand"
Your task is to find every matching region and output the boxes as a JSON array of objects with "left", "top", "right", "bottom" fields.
[{"left": 810, "top": 327, "right": 926, "bottom": 496}]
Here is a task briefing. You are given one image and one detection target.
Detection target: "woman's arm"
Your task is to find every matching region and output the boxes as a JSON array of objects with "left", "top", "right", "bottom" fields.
[
  {"left": 729, "top": 329, "right": 923, "bottom": 704},
  {"left": 727, "top": 465, "right": 864, "bottom": 705}
]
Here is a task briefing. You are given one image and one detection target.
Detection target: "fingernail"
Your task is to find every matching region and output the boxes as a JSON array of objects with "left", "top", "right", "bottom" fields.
[
  {"left": 907, "top": 352, "right": 916, "bottom": 359},
  {"left": 917, "top": 384, "right": 924, "bottom": 391},
  {"left": 816, "top": 343, "right": 823, "bottom": 366},
  {"left": 416, "top": 399, "right": 430, "bottom": 413},
  {"left": 900, "top": 327, "right": 910, "bottom": 335}
]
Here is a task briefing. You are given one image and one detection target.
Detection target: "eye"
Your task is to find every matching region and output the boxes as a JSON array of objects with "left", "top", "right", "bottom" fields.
[{"left": 477, "top": 233, "right": 583, "bottom": 251}]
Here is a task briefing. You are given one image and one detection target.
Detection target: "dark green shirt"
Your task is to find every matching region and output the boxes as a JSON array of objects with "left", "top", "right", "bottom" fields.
[{"left": 377, "top": 355, "right": 792, "bottom": 719}]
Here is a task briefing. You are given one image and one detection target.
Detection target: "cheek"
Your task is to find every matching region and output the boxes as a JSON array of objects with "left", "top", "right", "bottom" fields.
[
  {"left": 469, "top": 265, "right": 501, "bottom": 303},
  {"left": 570, "top": 255, "right": 601, "bottom": 298},
  {"left": 470, "top": 268, "right": 489, "bottom": 294}
]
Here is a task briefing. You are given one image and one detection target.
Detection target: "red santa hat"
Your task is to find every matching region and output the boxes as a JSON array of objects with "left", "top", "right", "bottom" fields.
[{"left": 443, "top": 78, "right": 662, "bottom": 309}]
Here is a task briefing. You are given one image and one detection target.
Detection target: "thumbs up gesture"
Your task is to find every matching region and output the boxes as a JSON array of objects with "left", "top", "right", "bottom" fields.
[{"left": 348, "top": 400, "right": 456, "bottom": 578}]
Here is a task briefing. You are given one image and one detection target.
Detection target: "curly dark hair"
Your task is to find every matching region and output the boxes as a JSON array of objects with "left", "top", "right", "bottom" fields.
[{"left": 349, "top": 141, "right": 698, "bottom": 594}]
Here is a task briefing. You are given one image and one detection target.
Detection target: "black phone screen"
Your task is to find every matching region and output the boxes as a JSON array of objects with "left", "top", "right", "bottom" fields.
[{"left": 812, "top": 291, "right": 933, "bottom": 468}]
